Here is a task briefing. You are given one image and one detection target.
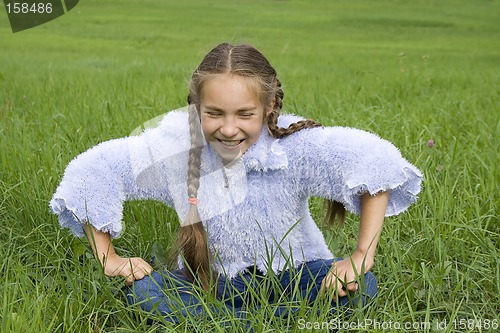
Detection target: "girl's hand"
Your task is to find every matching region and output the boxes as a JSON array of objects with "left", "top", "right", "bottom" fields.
[
  {"left": 321, "top": 191, "right": 388, "bottom": 297},
  {"left": 102, "top": 253, "right": 153, "bottom": 286},
  {"left": 83, "top": 225, "right": 153, "bottom": 286},
  {"left": 321, "top": 250, "right": 373, "bottom": 297}
]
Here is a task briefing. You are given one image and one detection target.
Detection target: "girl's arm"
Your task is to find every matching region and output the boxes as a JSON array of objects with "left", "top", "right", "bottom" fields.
[
  {"left": 290, "top": 126, "right": 422, "bottom": 219},
  {"left": 51, "top": 131, "right": 176, "bottom": 240},
  {"left": 84, "top": 224, "right": 153, "bottom": 285},
  {"left": 321, "top": 191, "right": 390, "bottom": 296}
]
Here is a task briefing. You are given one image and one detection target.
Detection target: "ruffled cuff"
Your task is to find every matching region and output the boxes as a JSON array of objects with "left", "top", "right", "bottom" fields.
[
  {"left": 49, "top": 196, "right": 123, "bottom": 238},
  {"left": 341, "top": 163, "right": 422, "bottom": 216}
]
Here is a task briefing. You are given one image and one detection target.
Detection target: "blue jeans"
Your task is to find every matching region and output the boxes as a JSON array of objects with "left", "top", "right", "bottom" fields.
[{"left": 125, "top": 259, "right": 377, "bottom": 323}]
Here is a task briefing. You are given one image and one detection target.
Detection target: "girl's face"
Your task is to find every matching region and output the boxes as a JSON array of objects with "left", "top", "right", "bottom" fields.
[{"left": 200, "top": 74, "right": 267, "bottom": 164}]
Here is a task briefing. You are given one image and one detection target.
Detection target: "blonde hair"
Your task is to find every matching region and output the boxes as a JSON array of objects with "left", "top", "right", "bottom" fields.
[{"left": 177, "top": 43, "right": 345, "bottom": 290}]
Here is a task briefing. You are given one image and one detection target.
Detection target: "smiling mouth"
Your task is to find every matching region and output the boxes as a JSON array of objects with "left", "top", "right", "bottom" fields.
[{"left": 218, "top": 139, "right": 244, "bottom": 147}]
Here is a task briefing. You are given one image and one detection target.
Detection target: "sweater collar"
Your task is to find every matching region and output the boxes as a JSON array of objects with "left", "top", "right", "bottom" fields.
[
  {"left": 241, "top": 127, "right": 288, "bottom": 171},
  {"left": 200, "top": 126, "right": 288, "bottom": 173}
]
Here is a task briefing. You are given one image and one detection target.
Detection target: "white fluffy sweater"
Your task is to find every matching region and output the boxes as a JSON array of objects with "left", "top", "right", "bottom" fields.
[{"left": 50, "top": 111, "right": 422, "bottom": 278}]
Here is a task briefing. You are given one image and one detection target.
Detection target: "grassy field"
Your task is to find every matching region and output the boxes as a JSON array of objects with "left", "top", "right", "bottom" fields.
[{"left": 1, "top": 0, "right": 499, "bottom": 332}]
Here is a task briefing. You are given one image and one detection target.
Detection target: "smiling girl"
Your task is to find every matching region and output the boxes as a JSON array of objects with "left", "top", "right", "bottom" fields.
[{"left": 50, "top": 43, "right": 422, "bottom": 323}]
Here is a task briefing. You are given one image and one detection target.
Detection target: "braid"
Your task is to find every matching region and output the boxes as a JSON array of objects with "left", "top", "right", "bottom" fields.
[
  {"left": 186, "top": 104, "right": 203, "bottom": 197},
  {"left": 266, "top": 79, "right": 322, "bottom": 139},
  {"left": 175, "top": 104, "right": 213, "bottom": 291},
  {"left": 274, "top": 79, "right": 284, "bottom": 110}
]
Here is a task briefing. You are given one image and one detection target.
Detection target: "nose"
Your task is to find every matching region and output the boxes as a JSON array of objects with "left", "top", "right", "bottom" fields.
[{"left": 219, "top": 117, "right": 238, "bottom": 138}]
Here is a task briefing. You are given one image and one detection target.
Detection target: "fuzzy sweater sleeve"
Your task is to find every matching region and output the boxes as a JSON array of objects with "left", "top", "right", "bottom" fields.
[
  {"left": 287, "top": 126, "right": 423, "bottom": 216},
  {"left": 49, "top": 134, "right": 175, "bottom": 239}
]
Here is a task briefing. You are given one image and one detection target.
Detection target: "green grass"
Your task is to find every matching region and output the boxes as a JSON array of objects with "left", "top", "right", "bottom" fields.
[{"left": 1, "top": 0, "right": 499, "bottom": 332}]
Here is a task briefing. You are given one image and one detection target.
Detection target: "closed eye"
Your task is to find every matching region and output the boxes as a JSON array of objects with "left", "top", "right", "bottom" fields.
[{"left": 205, "top": 111, "right": 222, "bottom": 118}]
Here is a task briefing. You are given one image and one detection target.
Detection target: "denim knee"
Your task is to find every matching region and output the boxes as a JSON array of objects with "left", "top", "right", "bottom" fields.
[
  {"left": 125, "top": 272, "right": 171, "bottom": 314},
  {"left": 125, "top": 271, "right": 203, "bottom": 322}
]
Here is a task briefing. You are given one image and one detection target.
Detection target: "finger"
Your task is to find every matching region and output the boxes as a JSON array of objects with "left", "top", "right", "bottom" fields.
[
  {"left": 132, "top": 258, "right": 153, "bottom": 272},
  {"left": 140, "top": 262, "right": 154, "bottom": 275},
  {"left": 323, "top": 273, "right": 345, "bottom": 296},
  {"left": 337, "top": 281, "right": 347, "bottom": 297},
  {"left": 123, "top": 264, "right": 135, "bottom": 286},
  {"left": 128, "top": 258, "right": 153, "bottom": 281},
  {"left": 131, "top": 266, "right": 151, "bottom": 280},
  {"left": 346, "top": 281, "right": 358, "bottom": 292},
  {"left": 320, "top": 273, "right": 334, "bottom": 295},
  {"left": 125, "top": 274, "right": 135, "bottom": 286},
  {"left": 326, "top": 272, "right": 338, "bottom": 291},
  {"left": 124, "top": 268, "right": 147, "bottom": 286},
  {"left": 320, "top": 274, "right": 331, "bottom": 294}
]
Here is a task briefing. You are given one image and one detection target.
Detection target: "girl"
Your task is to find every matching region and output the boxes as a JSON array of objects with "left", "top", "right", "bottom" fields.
[{"left": 50, "top": 43, "right": 422, "bottom": 323}]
